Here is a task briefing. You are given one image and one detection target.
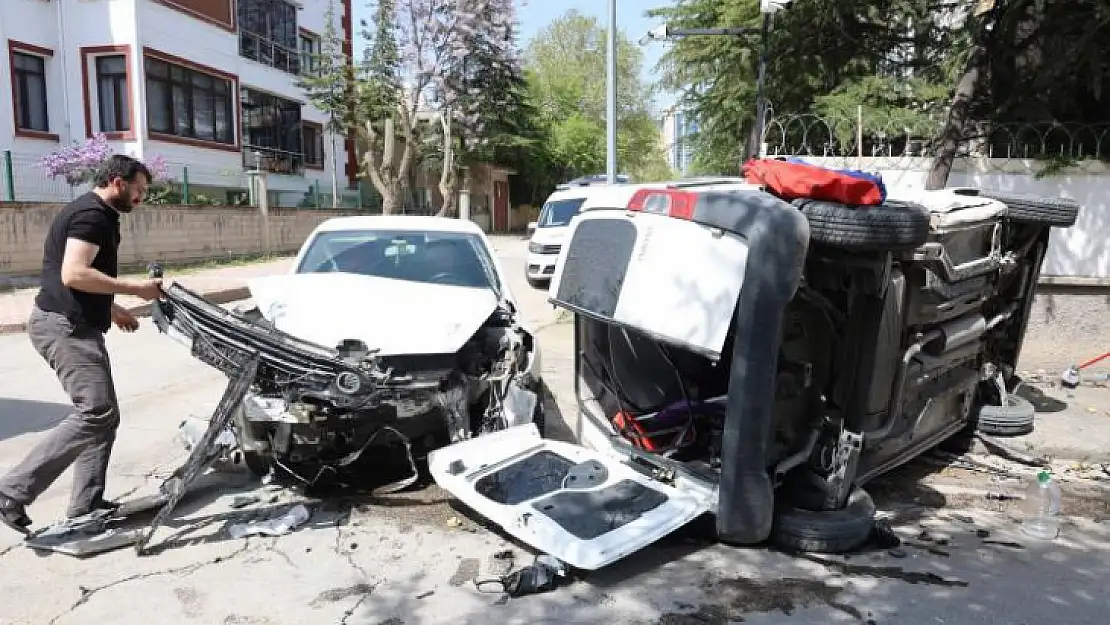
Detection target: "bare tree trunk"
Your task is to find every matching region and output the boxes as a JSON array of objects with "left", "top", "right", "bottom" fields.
[
  {"left": 926, "top": 12, "right": 995, "bottom": 190},
  {"left": 436, "top": 110, "right": 458, "bottom": 217},
  {"left": 329, "top": 130, "right": 339, "bottom": 208}
]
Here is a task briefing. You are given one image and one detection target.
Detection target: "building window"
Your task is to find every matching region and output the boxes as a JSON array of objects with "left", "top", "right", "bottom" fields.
[
  {"left": 241, "top": 87, "right": 303, "bottom": 174},
  {"left": 145, "top": 56, "right": 235, "bottom": 145},
  {"left": 13, "top": 51, "right": 49, "bottom": 133},
  {"left": 96, "top": 55, "right": 130, "bottom": 133},
  {"left": 303, "top": 122, "right": 324, "bottom": 168},
  {"left": 238, "top": 0, "right": 300, "bottom": 75},
  {"left": 300, "top": 33, "right": 320, "bottom": 76}
]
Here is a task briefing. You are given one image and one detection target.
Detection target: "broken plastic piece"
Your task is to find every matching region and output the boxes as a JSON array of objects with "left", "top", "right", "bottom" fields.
[
  {"left": 476, "top": 554, "right": 568, "bottom": 598},
  {"left": 227, "top": 504, "right": 311, "bottom": 538}
]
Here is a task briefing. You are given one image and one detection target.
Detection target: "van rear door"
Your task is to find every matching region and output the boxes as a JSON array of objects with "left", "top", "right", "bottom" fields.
[{"left": 548, "top": 193, "right": 752, "bottom": 360}]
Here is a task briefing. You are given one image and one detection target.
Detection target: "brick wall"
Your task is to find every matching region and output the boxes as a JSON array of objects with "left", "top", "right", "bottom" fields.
[{"left": 0, "top": 203, "right": 358, "bottom": 277}]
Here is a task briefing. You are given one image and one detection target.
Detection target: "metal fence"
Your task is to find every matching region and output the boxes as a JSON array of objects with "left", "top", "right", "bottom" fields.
[
  {"left": 762, "top": 113, "right": 1110, "bottom": 171},
  {"left": 1, "top": 149, "right": 375, "bottom": 209}
]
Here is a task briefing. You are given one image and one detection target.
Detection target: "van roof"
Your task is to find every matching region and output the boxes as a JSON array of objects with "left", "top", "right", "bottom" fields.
[{"left": 542, "top": 177, "right": 762, "bottom": 210}]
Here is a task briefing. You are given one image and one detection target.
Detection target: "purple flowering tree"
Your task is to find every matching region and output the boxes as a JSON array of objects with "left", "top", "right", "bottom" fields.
[{"left": 38, "top": 134, "right": 171, "bottom": 196}]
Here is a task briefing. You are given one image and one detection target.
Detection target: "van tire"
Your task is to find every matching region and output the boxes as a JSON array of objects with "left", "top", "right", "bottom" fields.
[
  {"left": 794, "top": 199, "right": 931, "bottom": 251},
  {"left": 952, "top": 188, "right": 1079, "bottom": 227},
  {"left": 976, "top": 395, "right": 1036, "bottom": 437},
  {"left": 771, "top": 486, "right": 875, "bottom": 553}
]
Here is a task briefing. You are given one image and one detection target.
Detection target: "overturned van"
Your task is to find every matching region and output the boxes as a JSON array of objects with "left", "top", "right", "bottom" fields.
[{"left": 429, "top": 179, "right": 1079, "bottom": 570}]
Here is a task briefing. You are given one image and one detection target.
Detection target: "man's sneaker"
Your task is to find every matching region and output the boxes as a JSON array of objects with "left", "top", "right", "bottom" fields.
[
  {"left": 0, "top": 493, "right": 32, "bottom": 535},
  {"left": 68, "top": 498, "right": 121, "bottom": 520}
]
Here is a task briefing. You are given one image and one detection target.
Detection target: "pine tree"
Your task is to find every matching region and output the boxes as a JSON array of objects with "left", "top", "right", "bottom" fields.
[{"left": 296, "top": 0, "right": 350, "bottom": 207}]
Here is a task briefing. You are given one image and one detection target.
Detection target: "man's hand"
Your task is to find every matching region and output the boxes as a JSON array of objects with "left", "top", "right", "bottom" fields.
[
  {"left": 123, "top": 278, "right": 163, "bottom": 301},
  {"left": 111, "top": 305, "right": 139, "bottom": 332}
]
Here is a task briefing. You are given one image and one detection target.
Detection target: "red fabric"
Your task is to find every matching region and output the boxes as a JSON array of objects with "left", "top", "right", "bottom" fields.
[{"left": 743, "top": 158, "right": 884, "bottom": 206}]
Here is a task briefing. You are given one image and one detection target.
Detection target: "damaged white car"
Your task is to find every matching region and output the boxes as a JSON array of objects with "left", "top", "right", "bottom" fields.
[{"left": 150, "top": 216, "right": 543, "bottom": 488}]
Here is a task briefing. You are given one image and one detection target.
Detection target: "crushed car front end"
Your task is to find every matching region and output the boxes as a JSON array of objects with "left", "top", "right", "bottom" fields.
[{"left": 150, "top": 278, "right": 541, "bottom": 486}]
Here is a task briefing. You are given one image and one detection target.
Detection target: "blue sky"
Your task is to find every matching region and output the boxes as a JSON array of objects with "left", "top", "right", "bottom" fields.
[{"left": 351, "top": 0, "right": 675, "bottom": 108}]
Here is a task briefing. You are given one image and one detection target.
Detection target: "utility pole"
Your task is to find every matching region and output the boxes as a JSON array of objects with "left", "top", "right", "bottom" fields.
[{"left": 606, "top": 0, "right": 618, "bottom": 184}]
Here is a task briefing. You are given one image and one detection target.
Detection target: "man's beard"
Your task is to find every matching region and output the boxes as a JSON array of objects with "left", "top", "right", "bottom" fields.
[{"left": 110, "top": 195, "right": 135, "bottom": 213}]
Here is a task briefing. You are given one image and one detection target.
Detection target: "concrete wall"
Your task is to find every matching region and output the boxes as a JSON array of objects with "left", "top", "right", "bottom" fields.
[
  {"left": 797, "top": 157, "right": 1110, "bottom": 281},
  {"left": 0, "top": 203, "right": 356, "bottom": 278}
]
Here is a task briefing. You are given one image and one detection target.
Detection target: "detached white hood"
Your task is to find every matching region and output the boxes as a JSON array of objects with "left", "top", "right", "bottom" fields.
[{"left": 245, "top": 273, "right": 500, "bottom": 356}]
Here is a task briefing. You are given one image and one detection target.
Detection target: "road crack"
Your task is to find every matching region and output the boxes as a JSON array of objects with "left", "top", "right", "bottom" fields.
[
  {"left": 48, "top": 540, "right": 255, "bottom": 625},
  {"left": 331, "top": 505, "right": 375, "bottom": 625}
]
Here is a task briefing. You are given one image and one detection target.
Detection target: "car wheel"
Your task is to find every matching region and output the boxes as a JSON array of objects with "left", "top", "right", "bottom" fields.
[
  {"left": 793, "top": 199, "right": 931, "bottom": 251},
  {"left": 771, "top": 486, "right": 876, "bottom": 554},
  {"left": 976, "top": 394, "right": 1035, "bottom": 437},
  {"left": 526, "top": 276, "right": 550, "bottom": 289},
  {"left": 952, "top": 188, "right": 1079, "bottom": 228},
  {"left": 241, "top": 449, "right": 273, "bottom": 478}
]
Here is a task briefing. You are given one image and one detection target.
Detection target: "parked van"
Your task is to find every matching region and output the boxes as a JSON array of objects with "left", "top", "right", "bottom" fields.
[{"left": 525, "top": 175, "right": 633, "bottom": 288}]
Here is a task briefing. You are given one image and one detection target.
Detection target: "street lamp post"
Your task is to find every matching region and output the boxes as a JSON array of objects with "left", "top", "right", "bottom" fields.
[
  {"left": 640, "top": 0, "right": 793, "bottom": 165},
  {"left": 606, "top": 0, "right": 618, "bottom": 184}
]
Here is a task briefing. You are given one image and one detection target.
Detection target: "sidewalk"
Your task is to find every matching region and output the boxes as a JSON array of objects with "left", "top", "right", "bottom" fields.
[{"left": 0, "top": 257, "right": 294, "bottom": 334}]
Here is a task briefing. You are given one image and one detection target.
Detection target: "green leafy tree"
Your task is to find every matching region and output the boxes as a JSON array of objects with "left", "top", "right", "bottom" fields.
[{"left": 524, "top": 10, "right": 674, "bottom": 185}]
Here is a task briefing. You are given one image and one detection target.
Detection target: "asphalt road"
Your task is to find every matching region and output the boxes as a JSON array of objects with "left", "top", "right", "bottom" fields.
[{"left": 0, "top": 237, "right": 1108, "bottom": 625}]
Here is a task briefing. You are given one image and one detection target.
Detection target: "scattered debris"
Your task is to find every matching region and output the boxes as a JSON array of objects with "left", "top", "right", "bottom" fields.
[
  {"left": 887, "top": 548, "right": 907, "bottom": 559},
  {"left": 415, "top": 590, "right": 435, "bottom": 600},
  {"left": 976, "top": 529, "right": 991, "bottom": 538},
  {"left": 23, "top": 494, "right": 168, "bottom": 557},
  {"left": 975, "top": 434, "right": 1050, "bottom": 468},
  {"left": 983, "top": 540, "right": 1025, "bottom": 550},
  {"left": 952, "top": 514, "right": 974, "bottom": 524},
  {"left": 227, "top": 504, "right": 311, "bottom": 539},
  {"left": 446, "top": 516, "right": 463, "bottom": 528},
  {"left": 230, "top": 495, "right": 261, "bottom": 509},
  {"left": 474, "top": 554, "right": 569, "bottom": 599}
]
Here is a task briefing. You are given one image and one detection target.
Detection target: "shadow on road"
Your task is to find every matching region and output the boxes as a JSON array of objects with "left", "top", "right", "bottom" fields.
[
  {"left": 1016, "top": 384, "right": 1069, "bottom": 413},
  {"left": 0, "top": 398, "right": 70, "bottom": 442}
]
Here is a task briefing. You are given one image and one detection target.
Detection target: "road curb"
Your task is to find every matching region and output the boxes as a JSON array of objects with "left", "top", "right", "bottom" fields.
[{"left": 0, "top": 286, "right": 251, "bottom": 336}]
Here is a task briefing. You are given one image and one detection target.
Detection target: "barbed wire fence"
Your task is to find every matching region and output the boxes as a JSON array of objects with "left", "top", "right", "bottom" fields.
[
  {"left": 762, "top": 112, "right": 1110, "bottom": 174},
  {"left": 0, "top": 150, "right": 374, "bottom": 209}
]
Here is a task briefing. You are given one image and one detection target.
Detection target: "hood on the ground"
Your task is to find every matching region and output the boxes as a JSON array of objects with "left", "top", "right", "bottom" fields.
[{"left": 244, "top": 273, "right": 500, "bottom": 356}]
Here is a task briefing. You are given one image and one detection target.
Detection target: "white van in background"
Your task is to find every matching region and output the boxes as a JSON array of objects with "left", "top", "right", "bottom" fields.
[{"left": 525, "top": 175, "right": 632, "bottom": 288}]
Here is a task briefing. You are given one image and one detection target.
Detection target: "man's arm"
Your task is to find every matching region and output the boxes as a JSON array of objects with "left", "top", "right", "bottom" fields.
[{"left": 61, "top": 238, "right": 163, "bottom": 300}]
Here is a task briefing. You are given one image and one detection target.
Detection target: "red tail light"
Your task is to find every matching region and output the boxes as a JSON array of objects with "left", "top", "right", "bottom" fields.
[{"left": 626, "top": 189, "right": 698, "bottom": 220}]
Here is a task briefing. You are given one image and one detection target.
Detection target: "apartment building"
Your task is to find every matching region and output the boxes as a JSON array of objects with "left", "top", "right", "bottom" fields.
[
  {"left": 659, "top": 105, "right": 697, "bottom": 176},
  {"left": 1, "top": 0, "right": 356, "bottom": 206}
]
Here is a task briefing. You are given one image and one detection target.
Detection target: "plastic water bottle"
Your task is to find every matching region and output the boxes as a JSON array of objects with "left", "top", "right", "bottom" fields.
[{"left": 1020, "top": 470, "right": 1062, "bottom": 540}]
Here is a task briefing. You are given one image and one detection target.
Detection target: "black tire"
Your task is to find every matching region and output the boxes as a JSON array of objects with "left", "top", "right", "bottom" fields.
[
  {"left": 771, "top": 486, "right": 876, "bottom": 554},
  {"left": 952, "top": 188, "right": 1079, "bottom": 227},
  {"left": 976, "top": 394, "right": 1035, "bottom": 437},
  {"left": 526, "top": 276, "right": 550, "bottom": 289},
  {"left": 242, "top": 450, "right": 273, "bottom": 477},
  {"left": 794, "top": 199, "right": 931, "bottom": 251}
]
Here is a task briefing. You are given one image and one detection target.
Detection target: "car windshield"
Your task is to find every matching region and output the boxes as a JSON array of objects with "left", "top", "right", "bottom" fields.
[
  {"left": 537, "top": 198, "right": 586, "bottom": 227},
  {"left": 295, "top": 229, "right": 501, "bottom": 292}
]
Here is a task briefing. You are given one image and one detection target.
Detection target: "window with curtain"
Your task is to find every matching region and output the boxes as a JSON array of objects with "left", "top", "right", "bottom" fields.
[
  {"left": 13, "top": 52, "right": 49, "bottom": 132},
  {"left": 145, "top": 56, "right": 234, "bottom": 145},
  {"left": 96, "top": 55, "right": 129, "bottom": 133}
]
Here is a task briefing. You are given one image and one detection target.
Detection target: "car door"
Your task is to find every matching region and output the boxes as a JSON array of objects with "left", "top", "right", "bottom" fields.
[{"left": 427, "top": 423, "right": 714, "bottom": 571}]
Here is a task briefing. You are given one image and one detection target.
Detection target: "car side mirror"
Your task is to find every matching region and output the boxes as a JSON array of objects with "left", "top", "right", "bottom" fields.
[{"left": 527, "top": 221, "right": 538, "bottom": 236}]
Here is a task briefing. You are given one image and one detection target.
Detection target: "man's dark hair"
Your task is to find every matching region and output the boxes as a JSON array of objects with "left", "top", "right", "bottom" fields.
[{"left": 93, "top": 154, "right": 152, "bottom": 187}]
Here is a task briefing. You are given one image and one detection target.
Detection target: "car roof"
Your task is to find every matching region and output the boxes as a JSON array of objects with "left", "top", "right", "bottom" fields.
[{"left": 311, "top": 215, "right": 487, "bottom": 236}]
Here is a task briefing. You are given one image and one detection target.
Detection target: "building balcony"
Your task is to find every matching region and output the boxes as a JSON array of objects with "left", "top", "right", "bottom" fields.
[
  {"left": 243, "top": 145, "right": 304, "bottom": 176},
  {"left": 239, "top": 31, "right": 300, "bottom": 75}
]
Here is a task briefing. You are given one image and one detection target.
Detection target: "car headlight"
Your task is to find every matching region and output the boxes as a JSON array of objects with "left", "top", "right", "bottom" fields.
[
  {"left": 528, "top": 242, "right": 543, "bottom": 254},
  {"left": 335, "top": 371, "right": 364, "bottom": 394}
]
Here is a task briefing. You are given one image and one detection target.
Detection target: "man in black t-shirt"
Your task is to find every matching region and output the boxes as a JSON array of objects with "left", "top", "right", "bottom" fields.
[{"left": 0, "top": 155, "right": 164, "bottom": 534}]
